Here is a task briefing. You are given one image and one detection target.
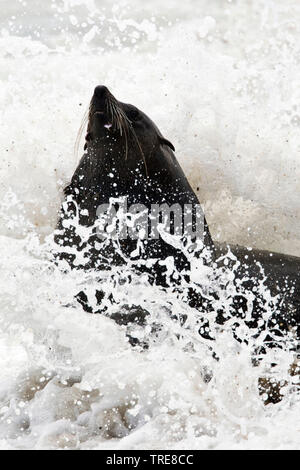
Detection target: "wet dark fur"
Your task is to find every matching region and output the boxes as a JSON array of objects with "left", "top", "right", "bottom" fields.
[
  {"left": 214, "top": 243, "right": 300, "bottom": 347},
  {"left": 55, "top": 86, "right": 214, "bottom": 285}
]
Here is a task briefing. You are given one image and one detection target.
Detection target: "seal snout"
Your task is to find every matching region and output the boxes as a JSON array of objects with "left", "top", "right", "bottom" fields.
[
  {"left": 94, "top": 85, "right": 109, "bottom": 98},
  {"left": 92, "top": 85, "right": 110, "bottom": 112}
]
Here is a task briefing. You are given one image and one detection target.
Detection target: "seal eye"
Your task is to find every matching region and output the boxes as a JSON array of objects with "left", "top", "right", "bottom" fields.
[{"left": 128, "top": 109, "right": 139, "bottom": 121}]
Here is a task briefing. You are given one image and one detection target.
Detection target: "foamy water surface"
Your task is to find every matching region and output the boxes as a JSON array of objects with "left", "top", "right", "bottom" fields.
[{"left": 0, "top": 0, "right": 299, "bottom": 450}]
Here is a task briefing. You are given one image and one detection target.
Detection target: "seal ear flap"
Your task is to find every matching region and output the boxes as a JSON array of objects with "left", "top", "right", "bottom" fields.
[{"left": 159, "top": 136, "right": 175, "bottom": 152}]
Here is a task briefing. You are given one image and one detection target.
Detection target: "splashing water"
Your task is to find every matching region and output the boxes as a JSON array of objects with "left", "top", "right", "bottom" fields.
[{"left": 0, "top": 0, "right": 299, "bottom": 450}]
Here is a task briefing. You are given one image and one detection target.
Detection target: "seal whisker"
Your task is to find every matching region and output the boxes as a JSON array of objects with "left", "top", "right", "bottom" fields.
[
  {"left": 117, "top": 107, "right": 124, "bottom": 137},
  {"left": 111, "top": 101, "right": 120, "bottom": 134},
  {"left": 115, "top": 105, "right": 123, "bottom": 136},
  {"left": 115, "top": 107, "right": 130, "bottom": 159},
  {"left": 118, "top": 107, "right": 131, "bottom": 126},
  {"left": 75, "top": 107, "right": 89, "bottom": 158},
  {"left": 128, "top": 125, "right": 148, "bottom": 177},
  {"left": 117, "top": 106, "right": 127, "bottom": 134},
  {"left": 124, "top": 122, "right": 129, "bottom": 160},
  {"left": 118, "top": 108, "right": 131, "bottom": 161},
  {"left": 108, "top": 100, "right": 114, "bottom": 125}
]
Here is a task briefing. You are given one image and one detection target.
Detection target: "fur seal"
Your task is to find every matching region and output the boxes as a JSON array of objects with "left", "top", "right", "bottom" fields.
[
  {"left": 55, "top": 85, "right": 214, "bottom": 288},
  {"left": 54, "top": 86, "right": 300, "bottom": 357}
]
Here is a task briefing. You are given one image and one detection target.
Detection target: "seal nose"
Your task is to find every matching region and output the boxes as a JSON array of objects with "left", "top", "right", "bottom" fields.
[{"left": 94, "top": 85, "right": 109, "bottom": 99}]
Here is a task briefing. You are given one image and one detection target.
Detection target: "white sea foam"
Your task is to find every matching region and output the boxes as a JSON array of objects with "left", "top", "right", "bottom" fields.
[{"left": 0, "top": 0, "right": 299, "bottom": 450}]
